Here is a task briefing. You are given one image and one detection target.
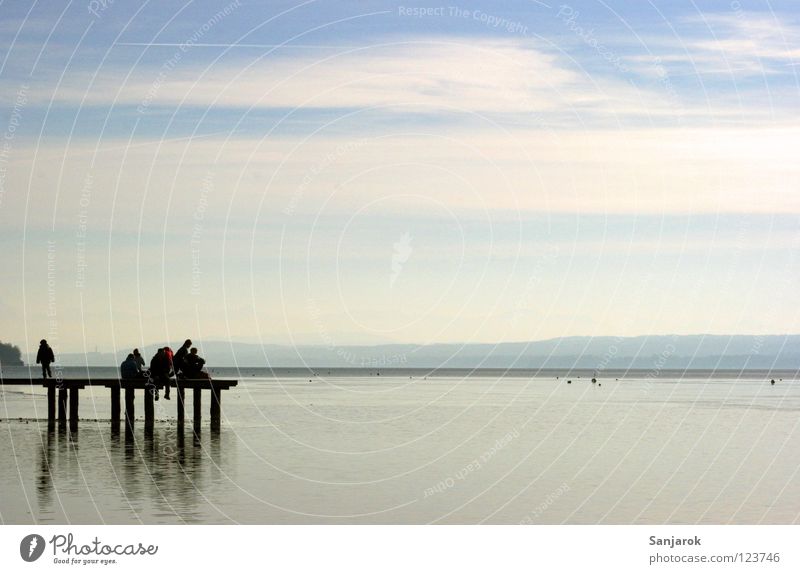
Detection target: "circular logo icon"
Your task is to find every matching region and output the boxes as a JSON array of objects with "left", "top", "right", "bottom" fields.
[{"left": 20, "top": 534, "right": 46, "bottom": 562}]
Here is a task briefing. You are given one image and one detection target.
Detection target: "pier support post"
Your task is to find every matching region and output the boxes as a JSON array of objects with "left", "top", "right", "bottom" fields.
[
  {"left": 58, "top": 386, "right": 68, "bottom": 424},
  {"left": 144, "top": 385, "right": 154, "bottom": 428},
  {"left": 177, "top": 382, "right": 185, "bottom": 425},
  {"left": 111, "top": 384, "right": 120, "bottom": 422},
  {"left": 47, "top": 382, "right": 56, "bottom": 421},
  {"left": 210, "top": 385, "right": 221, "bottom": 431},
  {"left": 69, "top": 387, "right": 79, "bottom": 432},
  {"left": 124, "top": 385, "right": 135, "bottom": 429},
  {"left": 193, "top": 387, "right": 202, "bottom": 431}
]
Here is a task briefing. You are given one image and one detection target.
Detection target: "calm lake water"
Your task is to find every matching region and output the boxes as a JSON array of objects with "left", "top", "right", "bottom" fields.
[{"left": 2, "top": 368, "right": 800, "bottom": 524}]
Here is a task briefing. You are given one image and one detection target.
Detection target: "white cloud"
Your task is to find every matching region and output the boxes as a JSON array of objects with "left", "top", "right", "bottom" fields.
[
  {"left": 2, "top": 125, "right": 798, "bottom": 241},
  {"left": 630, "top": 12, "right": 800, "bottom": 77},
  {"left": 5, "top": 36, "right": 716, "bottom": 125},
  {"left": 3, "top": 31, "right": 794, "bottom": 131},
  {"left": 35, "top": 40, "right": 577, "bottom": 114}
]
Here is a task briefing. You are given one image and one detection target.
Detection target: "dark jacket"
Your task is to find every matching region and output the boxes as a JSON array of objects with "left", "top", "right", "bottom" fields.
[
  {"left": 184, "top": 354, "right": 206, "bottom": 376},
  {"left": 36, "top": 345, "right": 55, "bottom": 365},
  {"left": 149, "top": 351, "right": 172, "bottom": 378},
  {"left": 174, "top": 346, "right": 190, "bottom": 372},
  {"left": 120, "top": 357, "right": 139, "bottom": 379}
]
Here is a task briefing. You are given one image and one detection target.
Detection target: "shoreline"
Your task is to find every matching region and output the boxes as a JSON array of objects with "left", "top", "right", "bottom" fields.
[{"left": 2, "top": 365, "right": 799, "bottom": 380}]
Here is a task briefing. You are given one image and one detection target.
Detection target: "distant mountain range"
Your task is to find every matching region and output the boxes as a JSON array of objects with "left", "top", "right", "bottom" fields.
[{"left": 24, "top": 334, "right": 800, "bottom": 370}]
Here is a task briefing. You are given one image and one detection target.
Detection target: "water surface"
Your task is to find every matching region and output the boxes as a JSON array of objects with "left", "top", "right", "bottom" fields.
[{"left": 2, "top": 369, "right": 799, "bottom": 524}]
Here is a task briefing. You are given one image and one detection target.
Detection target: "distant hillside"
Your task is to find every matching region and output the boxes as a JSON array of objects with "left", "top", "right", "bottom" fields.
[
  {"left": 42, "top": 334, "right": 800, "bottom": 370},
  {"left": 0, "top": 340, "right": 24, "bottom": 366}
]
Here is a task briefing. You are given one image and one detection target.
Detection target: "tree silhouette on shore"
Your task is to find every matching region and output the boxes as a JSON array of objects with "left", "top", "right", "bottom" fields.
[{"left": 0, "top": 340, "right": 24, "bottom": 366}]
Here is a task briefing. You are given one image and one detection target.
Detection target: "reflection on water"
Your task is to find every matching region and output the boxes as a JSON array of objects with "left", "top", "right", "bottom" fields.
[{"left": 32, "top": 423, "right": 231, "bottom": 524}]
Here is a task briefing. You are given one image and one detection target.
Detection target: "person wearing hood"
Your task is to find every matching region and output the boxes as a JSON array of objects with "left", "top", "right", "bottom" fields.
[
  {"left": 35, "top": 339, "right": 55, "bottom": 379},
  {"left": 120, "top": 353, "right": 140, "bottom": 379},
  {"left": 173, "top": 339, "right": 192, "bottom": 377}
]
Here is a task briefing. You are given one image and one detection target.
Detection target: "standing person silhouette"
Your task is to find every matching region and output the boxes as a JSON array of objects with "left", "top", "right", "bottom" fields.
[{"left": 36, "top": 339, "right": 55, "bottom": 379}]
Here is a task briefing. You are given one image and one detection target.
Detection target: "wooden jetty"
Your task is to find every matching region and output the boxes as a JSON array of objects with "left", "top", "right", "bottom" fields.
[{"left": 0, "top": 377, "right": 237, "bottom": 431}]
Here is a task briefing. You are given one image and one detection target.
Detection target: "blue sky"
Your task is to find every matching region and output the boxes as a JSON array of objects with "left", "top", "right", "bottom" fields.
[{"left": 1, "top": 0, "right": 799, "bottom": 354}]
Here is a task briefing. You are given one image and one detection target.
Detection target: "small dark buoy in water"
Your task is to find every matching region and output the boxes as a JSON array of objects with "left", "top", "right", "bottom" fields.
[{"left": 771, "top": 379, "right": 775, "bottom": 385}]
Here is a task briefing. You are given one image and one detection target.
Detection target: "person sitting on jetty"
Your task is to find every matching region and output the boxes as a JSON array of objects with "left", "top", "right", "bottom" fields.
[
  {"left": 132, "top": 348, "right": 146, "bottom": 372},
  {"left": 173, "top": 339, "right": 192, "bottom": 377},
  {"left": 36, "top": 339, "right": 55, "bottom": 379},
  {"left": 183, "top": 347, "right": 210, "bottom": 379},
  {"left": 163, "top": 346, "right": 175, "bottom": 398},
  {"left": 120, "top": 353, "right": 141, "bottom": 379},
  {"left": 163, "top": 347, "right": 174, "bottom": 372},
  {"left": 149, "top": 348, "right": 173, "bottom": 401}
]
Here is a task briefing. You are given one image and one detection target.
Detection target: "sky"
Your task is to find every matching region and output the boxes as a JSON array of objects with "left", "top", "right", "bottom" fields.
[{"left": 0, "top": 0, "right": 799, "bottom": 355}]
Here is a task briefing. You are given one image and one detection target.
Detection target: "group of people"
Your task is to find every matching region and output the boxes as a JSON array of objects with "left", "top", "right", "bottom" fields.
[{"left": 119, "top": 339, "right": 209, "bottom": 401}]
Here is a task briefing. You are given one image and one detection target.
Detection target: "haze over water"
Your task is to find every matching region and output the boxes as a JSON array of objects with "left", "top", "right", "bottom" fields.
[{"left": 2, "top": 369, "right": 799, "bottom": 524}]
